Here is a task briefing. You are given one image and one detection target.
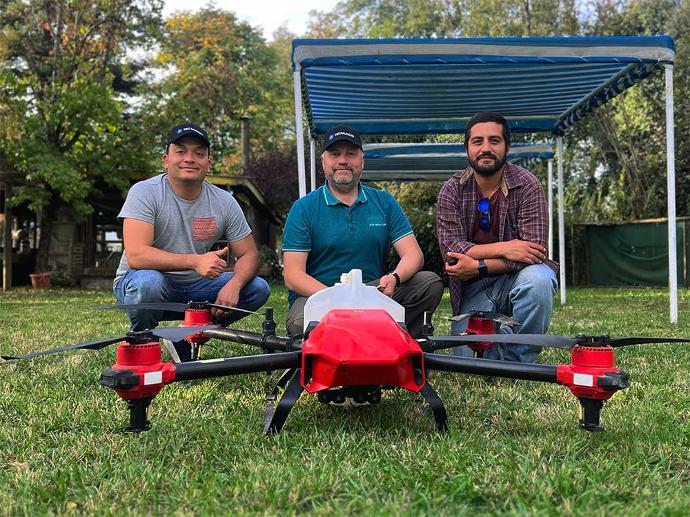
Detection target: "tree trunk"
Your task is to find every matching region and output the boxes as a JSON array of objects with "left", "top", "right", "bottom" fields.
[{"left": 35, "top": 199, "right": 57, "bottom": 272}]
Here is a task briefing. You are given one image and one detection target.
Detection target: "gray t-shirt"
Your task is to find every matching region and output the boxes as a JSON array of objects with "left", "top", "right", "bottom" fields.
[{"left": 114, "top": 174, "right": 251, "bottom": 286}]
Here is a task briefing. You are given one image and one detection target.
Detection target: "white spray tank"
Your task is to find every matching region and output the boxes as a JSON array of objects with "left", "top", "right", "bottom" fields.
[{"left": 303, "top": 269, "right": 405, "bottom": 331}]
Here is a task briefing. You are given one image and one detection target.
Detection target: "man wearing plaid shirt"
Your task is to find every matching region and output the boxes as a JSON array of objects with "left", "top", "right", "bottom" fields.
[{"left": 436, "top": 112, "right": 559, "bottom": 363}]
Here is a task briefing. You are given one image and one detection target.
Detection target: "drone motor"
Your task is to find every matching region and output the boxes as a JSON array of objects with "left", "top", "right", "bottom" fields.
[
  {"left": 556, "top": 341, "right": 629, "bottom": 432},
  {"left": 100, "top": 339, "right": 175, "bottom": 432}
]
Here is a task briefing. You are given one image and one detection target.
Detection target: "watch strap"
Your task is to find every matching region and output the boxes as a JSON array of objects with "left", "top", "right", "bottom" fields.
[
  {"left": 390, "top": 272, "right": 401, "bottom": 288},
  {"left": 477, "top": 259, "right": 488, "bottom": 278}
]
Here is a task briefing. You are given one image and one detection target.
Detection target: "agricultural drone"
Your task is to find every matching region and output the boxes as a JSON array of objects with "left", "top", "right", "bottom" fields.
[{"left": 3, "top": 270, "right": 688, "bottom": 435}]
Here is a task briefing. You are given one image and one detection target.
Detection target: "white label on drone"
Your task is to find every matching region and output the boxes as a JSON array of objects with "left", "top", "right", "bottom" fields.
[
  {"left": 144, "top": 371, "right": 163, "bottom": 385},
  {"left": 573, "top": 373, "right": 594, "bottom": 387}
]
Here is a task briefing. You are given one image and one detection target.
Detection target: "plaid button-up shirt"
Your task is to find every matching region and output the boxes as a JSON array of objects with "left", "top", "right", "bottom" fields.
[{"left": 436, "top": 163, "right": 559, "bottom": 314}]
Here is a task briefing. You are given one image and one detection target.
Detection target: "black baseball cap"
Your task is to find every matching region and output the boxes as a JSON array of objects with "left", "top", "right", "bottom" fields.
[
  {"left": 167, "top": 123, "right": 210, "bottom": 148},
  {"left": 322, "top": 125, "right": 362, "bottom": 152}
]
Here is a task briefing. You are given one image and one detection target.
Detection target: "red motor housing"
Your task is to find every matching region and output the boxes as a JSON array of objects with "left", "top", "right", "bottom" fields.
[
  {"left": 465, "top": 317, "right": 495, "bottom": 352},
  {"left": 301, "top": 309, "right": 425, "bottom": 393},
  {"left": 104, "top": 341, "right": 175, "bottom": 400},
  {"left": 179, "top": 307, "right": 213, "bottom": 344},
  {"left": 557, "top": 344, "right": 627, "bottom": 400}
]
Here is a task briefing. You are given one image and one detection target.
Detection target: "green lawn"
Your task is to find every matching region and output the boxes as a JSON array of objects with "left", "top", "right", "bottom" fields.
[{"left": 2, "top": 286, "right": 690, "bottom": 515}]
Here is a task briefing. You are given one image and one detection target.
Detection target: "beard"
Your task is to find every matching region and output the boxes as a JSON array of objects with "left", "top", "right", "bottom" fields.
[
  {"left": 326, "top": 169, "right": 359, "bottom": 194},
  {"left": 470, "top": 153, "right": 507, "bottom": 177}
]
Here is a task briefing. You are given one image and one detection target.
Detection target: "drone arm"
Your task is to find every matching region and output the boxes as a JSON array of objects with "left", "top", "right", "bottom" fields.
[
  {"left": 423, "top": 353, "right": 558, "bottom": 383},
  {"left": 173, "top": 351, "right": 302, "bottom": 382},
  {"left": 202, "top": 328, "right": 292, "bottom": 352},
  {"left": 424, "top": 333, "right": 577, "bottom": 352}
]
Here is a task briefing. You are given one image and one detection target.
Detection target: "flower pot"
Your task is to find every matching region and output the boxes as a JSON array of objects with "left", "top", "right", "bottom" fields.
[{"left": 29, "top": 272, "right": 52, "bottom": 289}]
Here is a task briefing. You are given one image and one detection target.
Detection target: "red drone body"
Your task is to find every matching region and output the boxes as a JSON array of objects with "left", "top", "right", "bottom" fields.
[{"left": 301, "top": 309, "right": 424, "bottom": 393}]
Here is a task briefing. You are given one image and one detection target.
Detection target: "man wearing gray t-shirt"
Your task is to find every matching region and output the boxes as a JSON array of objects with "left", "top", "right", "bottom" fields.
[{"left": 113, "top": 123, "right": 270, "bottom": 361}]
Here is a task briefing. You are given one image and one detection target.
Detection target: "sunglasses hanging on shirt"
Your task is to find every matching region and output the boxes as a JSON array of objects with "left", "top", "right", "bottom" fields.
[{"left": 477, "top": 198, "right": 491, "bottom": 231}]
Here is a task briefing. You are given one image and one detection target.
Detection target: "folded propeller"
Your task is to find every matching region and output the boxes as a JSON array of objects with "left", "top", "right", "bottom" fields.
[
  {"left": 450, "top": 310, "right": 520, "bottom": 327},
  {"left": 91, "top": 301, "right": 262, "bottom": 316},
  {"left": 425, "top": 333, "right": 690, "bottom": 351},
  {"left": 1, "top": 325, "right": 218, "bottom": 362}
]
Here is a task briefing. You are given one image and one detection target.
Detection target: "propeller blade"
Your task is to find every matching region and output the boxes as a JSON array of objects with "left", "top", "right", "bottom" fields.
[
  {"left": 151, "top": 325, "right": 218, "bottom": 342},
  {"left": 449, "top": 312, "right": 474, "bottom": 322},
  {"left": 449, "top": 311, "right": 520, "bottom": 327},
  {"left": 91, "top": 302, "right": 189, "bottom": 312},
  {"left": 1, "top": 336, "right": 126, "bottom": 361},
  {"left": 1, "top": 325, "right": 217, "bottom": 362},
  {"left": 609, "top": 336, "right": 690, "bottom": 348},
  {"left": 426, "top": 333, "right": 579, "bottom": 350},
  {"left": 207, "top": 303, "right": 263, "bottom": 315}
]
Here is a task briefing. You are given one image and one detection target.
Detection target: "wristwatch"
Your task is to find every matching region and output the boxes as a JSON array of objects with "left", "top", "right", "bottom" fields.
[
  {"left": 389, "top": 272, "right": 401, "bottom": 289},
  {"left": 477, "top": 259, "right": 488, "bottom": 278}
]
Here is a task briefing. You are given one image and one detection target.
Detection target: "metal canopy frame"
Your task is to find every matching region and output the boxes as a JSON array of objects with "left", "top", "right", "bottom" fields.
[
  {"left": 291, "top": 36, "right": 677, "bottom": 322},
  {"left": 360, "top": 142, "right": 553, "bottom": 181}
]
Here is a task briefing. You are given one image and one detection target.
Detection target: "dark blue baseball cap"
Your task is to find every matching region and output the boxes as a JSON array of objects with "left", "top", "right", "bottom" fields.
[
  {"left": 167, "top": 123, "right": 210, "bottom": 148},
  {"left": 322, "top": 125, "right": 362, "bottom": 153}
]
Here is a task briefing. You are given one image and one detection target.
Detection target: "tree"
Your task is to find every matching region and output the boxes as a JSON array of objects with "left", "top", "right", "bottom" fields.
[
  {"left": 0, "top": 0, "right": 163, "bottom": 270},
  {"left": 306, "top": 0, "right": 579, "bottom": 38},
  {"left": 564, "top": 0, "right": 690, "bottom": 221},
  {"left": 138, "top": 8, "right": 294, "bottom": 174}
]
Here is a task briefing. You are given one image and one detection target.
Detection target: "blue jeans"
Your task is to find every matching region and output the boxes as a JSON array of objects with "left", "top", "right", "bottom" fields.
[
  {"left": 113, "top": 270, "right": 271, "bottom": 331},
  {"left": 450, "top": 263, "right": 558, "bottom": 363}
]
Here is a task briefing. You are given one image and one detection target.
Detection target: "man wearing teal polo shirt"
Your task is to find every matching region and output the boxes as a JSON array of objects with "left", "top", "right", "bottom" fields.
[{"left": 282, "top": 126, "right": 444, "bottom": 338}]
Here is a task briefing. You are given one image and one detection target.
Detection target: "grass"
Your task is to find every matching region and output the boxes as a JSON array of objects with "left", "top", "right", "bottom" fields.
[{"left": 1, "top": 285, "right": 690, "bottom": 515}]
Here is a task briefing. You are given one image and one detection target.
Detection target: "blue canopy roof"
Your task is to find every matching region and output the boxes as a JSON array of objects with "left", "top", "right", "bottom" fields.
[
  {"left": 362, "top": 142, "right": 553, "bottom": 181},
  {"left": 291, "top": 36, "right": 674, "bottom": 136}
]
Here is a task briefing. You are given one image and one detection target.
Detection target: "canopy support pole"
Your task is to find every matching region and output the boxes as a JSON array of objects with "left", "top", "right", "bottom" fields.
[
  {"left": 547, "top": 159, "right": 553, "bottom": 261},
  {"left": 557, "top": 137, "right": 566, "bottom": 305},
  {"left": 293, "top": 66, "right": 307, "bottom": 198},
  {"left": 664, "top": 64, "right": 678, "bottom": 324},
  {"left": 309, "top": 137, "right": 316, "bottom": 192},
  {"left": 2, "top": 182, "right": 12, "bottom": 291}
]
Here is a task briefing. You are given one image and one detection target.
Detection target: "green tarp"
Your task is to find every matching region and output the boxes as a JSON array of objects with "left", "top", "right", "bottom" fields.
[{"left": 586, "top": 220, "right": 688, "bottom": 286}]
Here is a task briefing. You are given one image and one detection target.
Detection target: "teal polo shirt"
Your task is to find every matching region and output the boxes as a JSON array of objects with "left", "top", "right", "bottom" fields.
[{"left": 282, "top": 183, "right": 414, "bottom": 306}]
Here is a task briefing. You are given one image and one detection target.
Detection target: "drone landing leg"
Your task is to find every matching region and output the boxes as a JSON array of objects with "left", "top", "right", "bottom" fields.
[
  {"left": 419, "top": 382, "right": 448, "bottom": 432},
  {"left": 263, "top": 369, "right": 303, "bottom": 434},
  {"left": 578, "top": 397, "right": 605, "bottom": 432},
  {"left": 266, "top": 368, "right": 297, "bottom": 397},
  {"left": 264, "top": 368, "right": 296, "bottom": 416},
  {"left": 124, "top": 397, "right": 153, "bottom": 433}
]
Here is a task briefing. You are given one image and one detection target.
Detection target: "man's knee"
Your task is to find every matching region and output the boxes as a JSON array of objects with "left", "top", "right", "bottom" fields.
[
  {"left": 411, "top": 270, "right": 444, "bottom": 310},
  {"left": 243, "top": 276, "right": 271, "bottom": 309},
  {"left": 285, "top": 297, "right": 308, "bottom": 336},
  {"left": 123, "top": 270, "right": 168, "bottom": 303},
  {"left": 286, "top": 316, "right": 304, "bottom": 337},
  {"left": 425, "top": 272, "right": 444, "bottom": 301},
  {"left": 512, "top": 265, "right": 557, "bottom": 303}
]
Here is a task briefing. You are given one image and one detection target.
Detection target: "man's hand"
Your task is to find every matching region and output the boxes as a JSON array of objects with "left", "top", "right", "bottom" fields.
[
  {"left": 212, "top": 281, "right": 241, "bottom": 319},
  {"left": 445, "top": 252, "right": 479, "bottom": 281},
  {"left": 377, "top": 274, "right": 397, "bottom": 297},
  {"left": 194, "top": 246, "right": 229, "bottom": 279},
  {"left": 500, "top": 240, "right": 546, "bottom": 264}
]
